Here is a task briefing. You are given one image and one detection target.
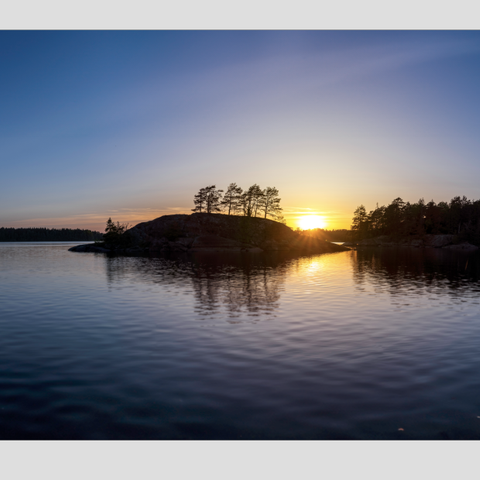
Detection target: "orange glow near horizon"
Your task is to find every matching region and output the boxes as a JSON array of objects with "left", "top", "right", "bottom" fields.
[
  {"left": 7, "top": 209, "right": 352, "bottom": 233},
  {"left": 297, "top": 215, "right": 327, "bottom": 230}
]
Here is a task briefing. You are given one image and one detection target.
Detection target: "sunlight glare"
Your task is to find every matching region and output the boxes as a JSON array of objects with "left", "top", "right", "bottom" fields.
[{"left": 298, "top": 215, "right": 327, "bottom": 230}]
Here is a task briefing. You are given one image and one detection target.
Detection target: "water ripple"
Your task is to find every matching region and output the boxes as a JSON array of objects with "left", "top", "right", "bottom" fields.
[{"left": 1, "top": 244, "right": 480, "bottom": 438}]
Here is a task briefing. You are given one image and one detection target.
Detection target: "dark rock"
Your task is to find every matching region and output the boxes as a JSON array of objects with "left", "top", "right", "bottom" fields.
[
  {"left": 443, "top": 242, "right": 478, "bottom": 252},
  {"left": 68, "top": 244, "right": 110, "bottom": 253},
  {"left": 410, "top": 239, "right": 423, "bottom": 247},
  {"left": 423, "top": 235, "right": 454, "bottom": 248},
  {"left": 190, "top": 235, "right": 247, "bottom": 251},
  {"left": 125, "top": 213, "right": 347, "bottom": 255}
]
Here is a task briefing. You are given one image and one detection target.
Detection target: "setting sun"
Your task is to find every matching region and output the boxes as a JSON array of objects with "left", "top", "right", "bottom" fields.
[{"left": 298, "top": 215, "right": 327, "bottom": 230}]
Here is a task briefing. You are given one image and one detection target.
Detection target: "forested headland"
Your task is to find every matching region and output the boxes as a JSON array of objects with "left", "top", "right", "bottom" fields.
[
  {"left": 0, "top": 227, "right": 103, "bottom": 242},
  {"left": 350, "top": 196, "right": 480, "bottom": 245}
]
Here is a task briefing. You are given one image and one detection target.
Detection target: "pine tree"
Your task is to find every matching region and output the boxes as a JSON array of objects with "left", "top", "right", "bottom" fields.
[
  {"left": 192, "top": 185, "right": 223, "bottom": 214},
  {"left": 351, "top": 205, "right": 369, "bottom": 240},
  {"left": 192, "top": 188, "right": 207, "bottom": 213},
  {"left": 221, "top": 183, "right": 243, "bottom": 215},
  {"left": 260, "top": 186, "right": 282, "bottom": 220},
  {"left": 239, "top": 184, "right": 263, "bottom": 217}
]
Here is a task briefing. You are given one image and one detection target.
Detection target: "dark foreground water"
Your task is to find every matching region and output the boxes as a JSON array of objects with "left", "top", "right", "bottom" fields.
[{"left": 1, "top": 242, "right": 480, "bottom": 440}]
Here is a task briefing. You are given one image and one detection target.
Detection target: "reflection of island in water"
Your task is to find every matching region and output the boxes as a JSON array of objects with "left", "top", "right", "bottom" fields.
[
  {"left": 351, "top": 247, "right": 480, "bottom": 299},
  {"left": 104, "top": 252, "right": 292, "bottom": 320},
  {"left": 103, "top": 247, "right": 480, "bottom": 320}
]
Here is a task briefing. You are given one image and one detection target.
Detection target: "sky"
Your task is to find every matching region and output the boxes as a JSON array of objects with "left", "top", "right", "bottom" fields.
[{"left": 1, "top": 30, "right": 480, "bottom": 231}]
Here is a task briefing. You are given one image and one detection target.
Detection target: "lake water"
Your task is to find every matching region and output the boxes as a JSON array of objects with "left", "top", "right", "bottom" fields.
[{"left": 1, "top": 242, "right": 480, "bottom": 440}]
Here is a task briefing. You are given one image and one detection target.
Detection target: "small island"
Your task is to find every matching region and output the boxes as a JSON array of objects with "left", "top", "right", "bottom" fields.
[
  {"left": 70, "top": 183, "right": 349, "bottom": 256},
  {"left": 69, "top": 212, "right": 349, "bottom": 255}
]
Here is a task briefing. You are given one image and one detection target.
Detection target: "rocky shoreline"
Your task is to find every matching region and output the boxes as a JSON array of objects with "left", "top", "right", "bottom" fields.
[
  {"left": 69, "top": 213, "right": 350, "bottom": 256},
  {"left": 344, "top": 234, "right": 478, "bottom": 252}
]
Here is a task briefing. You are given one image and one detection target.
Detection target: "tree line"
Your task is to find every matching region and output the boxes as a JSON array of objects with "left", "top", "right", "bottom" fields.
[
  {"left": 192, "top": 183, "right": 284, "bottom": 222},
  {"left": 351, "top": 196, "right": 480, "bottom": 245},
  {"left": 0, "top": 227, "right": 103, "bottom": 242}
]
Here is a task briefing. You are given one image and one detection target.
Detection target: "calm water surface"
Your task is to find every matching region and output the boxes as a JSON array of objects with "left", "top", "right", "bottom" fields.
[{"left": 1, "top": 242, "right": 480, "bottom": 439}]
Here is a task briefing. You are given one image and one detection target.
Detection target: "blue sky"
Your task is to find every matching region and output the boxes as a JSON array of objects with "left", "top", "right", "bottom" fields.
[{"left": 1, "top": 31, "right": 480, "bottom": 230}]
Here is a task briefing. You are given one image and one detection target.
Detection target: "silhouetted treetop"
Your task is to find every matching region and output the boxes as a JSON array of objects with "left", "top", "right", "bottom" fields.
[
  {"left": 192, "top": 185, "right": 224, "bottom": 214},
  {"left": 260, "top": 186, "right": 282, "bottom": 220},
  {"left": 193, "top": 183, "right": 283, "bottom": 221},
  {"left": 221, "top": 183, "right": 243, "bottom": 215}
]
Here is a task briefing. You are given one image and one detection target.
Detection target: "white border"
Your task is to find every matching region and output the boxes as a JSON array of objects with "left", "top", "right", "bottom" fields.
[
  {"left": 2, "top": 441, "right": 479, "bottom": 479},
  {"left": 1, "top": 0, "right": 479, "bottom": 30}
]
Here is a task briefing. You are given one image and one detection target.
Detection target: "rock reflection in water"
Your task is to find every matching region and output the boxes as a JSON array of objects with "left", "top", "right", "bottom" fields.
[{"left": 103, "top": 252, "right": 290, "bottom": 321}]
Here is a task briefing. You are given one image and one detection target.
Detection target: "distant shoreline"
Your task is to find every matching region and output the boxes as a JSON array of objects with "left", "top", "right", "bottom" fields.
[
  {"left": 0, "top": 227, "right": 103, "bottom": 242},
  {"left": 0, "top": 240, "right": 93, "bottom": 243}
]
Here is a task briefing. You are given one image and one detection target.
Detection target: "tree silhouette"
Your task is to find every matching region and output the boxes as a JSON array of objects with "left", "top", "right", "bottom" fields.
[
  {"left": 261, "top": 186, "right": 282, "bottom": 220},
  {"left": 350, "top": 195, "right": 480, "bottom": 245},
  {"left": 221, "top": 183, "right": 243, "bottom": 215},
  {"left": 239, "top": 184, "right": 263, "bottom": 217},
  {"left": 351, "top": 205, "right": 368, "bottom": 240},
  {"left": 383, "top": 197, "right": 405, "bottom": 236},
  {"left": 252, "top": 185, "right": 264, "bottom": 217},
  {"left": 104, "top": 218, "right": 130, "bottom": 246},
  {"left": 191, "top": 183, "right": 285, "bottom": 221},
  {"left": 192, "top": 185, "right": 223, "bottom": 214}
]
